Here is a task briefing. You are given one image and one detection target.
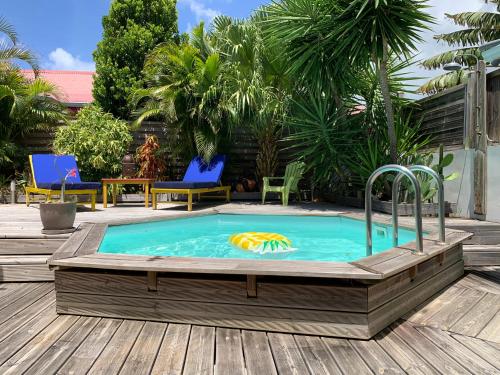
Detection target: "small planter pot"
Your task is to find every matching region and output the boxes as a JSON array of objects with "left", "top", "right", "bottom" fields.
[{"left": 39, "top": 202, "right": 77, "bottom": 234}]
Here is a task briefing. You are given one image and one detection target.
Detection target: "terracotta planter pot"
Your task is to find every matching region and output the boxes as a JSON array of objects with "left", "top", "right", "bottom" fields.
[{"left": 39, "top": 202, "right": 77, "bottom": 234}]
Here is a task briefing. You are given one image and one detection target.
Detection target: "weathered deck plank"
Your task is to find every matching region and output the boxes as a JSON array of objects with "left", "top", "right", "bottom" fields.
[
  {"left": 392, "top": 322, "right": 470, "bottom": 374},
  {"left": 0, "top": 292, "right": 55, "bottom": 342},
  {"left": 119, "top": 321, "right": 166, "bottom": 375},
  {"left": 295, "top": 335, "right": 342, "bottom": 375},
  {"left": 416, "top": 326, "right": 499, "bottom": 374},
  {"left": 349, "top": 338, "right": 404, "bottom": 374},
  {"left": 23, "top": 317, "right": 100, "bottom": 375},
  {"left": 0, "top": 315, "right": 79, "bottom": 374},
  {"left": 241, "top": 331, "right": 277, "bottom": 375},
  {"left": 0, "top": 239, "right": 65, "bottom": 255},
  {"left": 183, "top": 326, "right": 215, "bottom": 375},
  {"left": 150, "top": 324, "right": 191, "bottom": 375},
  {"left": 322, "top": 338, "right": 374, "bottom": 374},
  {"left": 448, "top": 293, "right": 500, "bottom": 338},
  {"left": 0, "top": 267, "right": 498, "bottom": 374},
  {"left": 0, "top": 304, "right": 59, "bottom": 363},
  {"left": 56, "top": 318, "right": 122, "bottom": 375},
  {"left": 268, "top": 333, "right": 310, "bottom": 375},
  {"left": 375, "top": 327, "right": 439, "bottom": 375},
  {"left": 87, "top": 320, "right": 144, "bottom": 374},
  {"left": 214, "top": 328, "right": 245, "bottom": 375}
]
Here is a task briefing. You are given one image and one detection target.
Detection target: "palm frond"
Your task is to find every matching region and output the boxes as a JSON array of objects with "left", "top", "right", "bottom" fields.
[
  {"left": 444, "top": 11, "right": 500, "bottom": 30},
  {"left": 0, "top": 41, "right": 39, "bottom": 71},
  {"left": 421, "top": 48, "right": 482, "bottom": 69},
  {"left": 417, "top": 70, "right": 469, "bottom": 95},
  {"left": 435, "top": 28, "right": 500, "bottom": 47},
  {"left": 0, "top": 17, "right": 18, "bottom": 44}
]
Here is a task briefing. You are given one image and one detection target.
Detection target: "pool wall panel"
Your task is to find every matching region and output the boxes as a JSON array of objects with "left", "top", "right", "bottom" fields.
[{"left": 53, "top": 243, "right": 464, "bottom": 339}]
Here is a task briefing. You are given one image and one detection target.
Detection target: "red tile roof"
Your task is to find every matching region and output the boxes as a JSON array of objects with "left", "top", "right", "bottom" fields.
[{"left": 21, "top": 70, "right": 94, "bottom": 106}]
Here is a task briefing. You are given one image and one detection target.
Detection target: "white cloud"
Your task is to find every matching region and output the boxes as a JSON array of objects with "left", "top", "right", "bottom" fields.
[
  {"left": 408, "top": 0, "right": 497, "bottom": 96},
  {"left": 46, "top": 48, "right": 95, "bottom": 71},
  {"left": 179, "top": 0, "right": 220, "bottom": 22}
]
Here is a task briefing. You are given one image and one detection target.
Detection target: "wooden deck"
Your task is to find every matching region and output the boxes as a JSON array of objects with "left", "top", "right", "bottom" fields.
[{"left": 0, "top": 268, "right": 498, "bottom": 374}]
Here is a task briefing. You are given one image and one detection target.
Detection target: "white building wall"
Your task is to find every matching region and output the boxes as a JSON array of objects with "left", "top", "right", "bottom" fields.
[{"left": 433, "top": 145, "right": 500, "bottom": 223}]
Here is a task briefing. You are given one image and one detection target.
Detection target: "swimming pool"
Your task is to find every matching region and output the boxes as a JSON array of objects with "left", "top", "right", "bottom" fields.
[
  {"left": 50, "top": 211, "right": 469, "bottom": 339},
  {"left": 98, "top": 214, "right": 418, "bottom": 262}
]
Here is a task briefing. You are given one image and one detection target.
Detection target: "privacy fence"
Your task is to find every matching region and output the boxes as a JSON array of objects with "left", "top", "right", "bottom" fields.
[
  {"left": 21, "top": 121, "right": 297, "bottom": 185},
  {"left": 414, "top": 68, "right": 500, "bottom": 149}
]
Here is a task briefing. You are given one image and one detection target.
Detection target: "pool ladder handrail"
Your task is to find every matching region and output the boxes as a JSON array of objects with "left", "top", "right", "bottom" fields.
[
  {"left": 365, "top": 165, "right": 423, "bottom": 256},
  {"left": 392, "top": 165, "right": 446, "bottom": 247}
]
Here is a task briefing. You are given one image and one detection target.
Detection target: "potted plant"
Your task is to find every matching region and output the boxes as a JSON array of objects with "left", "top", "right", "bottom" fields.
[{"left": 39, "top": 167, "right": 77, "bottom": 234}]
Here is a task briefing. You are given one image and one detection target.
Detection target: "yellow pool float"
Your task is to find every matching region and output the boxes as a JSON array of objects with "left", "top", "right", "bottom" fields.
[{"left": 229, "top": 232, "right": 295, "bottom": 254}]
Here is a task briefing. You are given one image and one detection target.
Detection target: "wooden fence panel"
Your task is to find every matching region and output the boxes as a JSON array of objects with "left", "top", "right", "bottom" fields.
[
  {"left": 414, "top": 84, "right": 466, "bottom": 148},
  {"left": 20, "top": 121, "right": 297, "bottom": 184}
]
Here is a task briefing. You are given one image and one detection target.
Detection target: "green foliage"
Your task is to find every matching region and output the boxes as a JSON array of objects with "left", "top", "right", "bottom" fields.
[
  {"left": 260, "top": 0, "right": 433, "bottom": 164},
  {"left": 53, "top": 106, "right": 132, "bottom": 181},
  {"left": 0, "top": 18, "right": 66, "bottom": 179},
  {"left": 284, "top": 86, "right": 360, "bottom": 187},
  {"left": 417, "top": 70, "right": 469, "bottom": 95},
  {"left": 410, "top": 152, "right": 459, "bottom": 202},
  {"left": 93, "top": 0, "right": 178, "bottom": 119},
  {"left": 346, "top": 114, "right": 432, "bottom": 197},
  {"left": 213, "top": 16, "right": 291, "bottom": 180},
  {"left": 420, "top": 2, "right": 500, "bottom": 93},
  {"left": 133, "top": 24, "right": 229, "bottom": 163},
  {"left": 0, "top": 69, "right": 67, "bottom": 178},
  {"left": 0, "top": 17, "right": 38, "bottom": 71}
]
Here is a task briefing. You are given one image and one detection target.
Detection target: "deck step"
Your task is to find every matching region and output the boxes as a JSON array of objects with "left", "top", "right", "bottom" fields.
[
  {"left": 0, "top": 239, "right": 65, "bottom": 255},
  {"left": 0, "top": 238, "right": 59, "bottom": 282},
  {"left": 463, "top": 245, "right": 500, "bottom": 267}
]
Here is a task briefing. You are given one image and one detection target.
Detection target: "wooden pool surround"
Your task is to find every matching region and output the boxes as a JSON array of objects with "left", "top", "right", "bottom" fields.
[{"left": 48, "top": 214, "right": 472, "bottom": 339}]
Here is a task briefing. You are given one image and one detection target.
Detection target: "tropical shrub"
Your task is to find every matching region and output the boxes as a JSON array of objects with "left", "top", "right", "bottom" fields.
[
  {"left": 133, "top": 23, "right": 229, "bottom": 163},
  {"left": 136, "top": 135, "right": 166, "bottom": 179},
  {"left": 53, "top": 106, "right": 132, "bottom": 181},
  {"left": 93, "top": 0, "right": 178, "bottom": 118},
  {"left": 0, "top": 18, "right": 67, "bottom": 179},
  {"left": 212, "top": 16, "right": 291, "bottom": 183}
]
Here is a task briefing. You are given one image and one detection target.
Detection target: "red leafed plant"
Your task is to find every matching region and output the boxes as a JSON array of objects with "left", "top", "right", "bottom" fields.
[{"left": 136, "top": 135, "right": 166, "bottom": 179}]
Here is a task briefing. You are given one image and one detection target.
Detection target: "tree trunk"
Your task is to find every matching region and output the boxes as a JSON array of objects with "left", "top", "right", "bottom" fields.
[
  {"left": 376, "top": 39, "right": 398, "bottom": 163},
  {"left": 256, "top": 125, "right": 279, "bottom": 186}
]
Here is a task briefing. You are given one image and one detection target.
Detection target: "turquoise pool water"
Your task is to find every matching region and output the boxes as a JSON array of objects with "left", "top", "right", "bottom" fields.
[{"left": 98, "top": 214, "right": 418, "bottom": 262}]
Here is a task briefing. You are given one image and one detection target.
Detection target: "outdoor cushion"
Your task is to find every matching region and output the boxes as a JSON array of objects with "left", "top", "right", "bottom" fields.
[
  {"left": 30, "top": 154, "right": 99, "bottom": 190},
  {"left": 153, "top": 181, "right": 219, "bottom": 189},
  {"left": 31, "top": 154, "right": 83, "bottom": 185},
  {"left": 37, "top": 182, "right": 102, "bottom": 190},
  {"left": 182, "top": 155, "right": 226, "bottom": 183}
]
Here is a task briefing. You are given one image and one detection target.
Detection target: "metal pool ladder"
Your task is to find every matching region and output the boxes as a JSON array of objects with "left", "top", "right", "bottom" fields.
[
  {"left": 393, "top": 165, "right": 446, "bottom": 246},
  {"left": 365, "top": 165, "right": 423, "bottom": 256}
]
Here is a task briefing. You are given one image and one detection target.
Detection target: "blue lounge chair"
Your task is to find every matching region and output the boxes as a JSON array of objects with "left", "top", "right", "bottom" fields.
[
  {"left": 151, "top": 155, "right": 231, "bottom": 211},
  {"left": 26, "top": 154, "right": 101, "bottom": 211}
]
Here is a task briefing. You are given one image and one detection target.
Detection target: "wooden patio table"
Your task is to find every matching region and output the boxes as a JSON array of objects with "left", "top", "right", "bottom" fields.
[{"left": 102, "top": 178, "right": 155, "bottom": 208}]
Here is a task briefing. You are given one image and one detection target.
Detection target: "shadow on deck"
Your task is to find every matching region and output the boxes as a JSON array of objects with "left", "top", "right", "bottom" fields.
[{"left": 0, "top": 267, "right": 498, "bottom": 374}]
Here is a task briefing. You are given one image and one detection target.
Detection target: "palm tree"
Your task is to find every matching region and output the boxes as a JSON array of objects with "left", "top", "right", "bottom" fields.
[
  {"left": 0, "top": 18, "right": 66, "bottom": 175},
  {"left": 333, "top": 0, "right": 433, "bottom": 163},
  {"left": 0, "top": 68, "right": 68, "bottom": 171},
  {"left": 420, "top": 1, "right": 500, "bottom": 94},
  {"left": 0, "top": 17, "right": 38, "bottom": 70},
  {"left": 259, "top": 0, "right": 348, "bottom": 108},
  {"left": 212, "top": 16, "right": 291, "bottom": 181},
  {"left": 133, "top": 23, "right": 229, "bottom": 163}
]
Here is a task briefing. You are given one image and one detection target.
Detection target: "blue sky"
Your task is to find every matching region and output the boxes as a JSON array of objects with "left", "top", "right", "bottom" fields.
[
  {"left": 1, "top": 0, "right": 268, "bottom": 70},
  {"left": 1, "top": 0, "right": 496, "bottom": 93}
]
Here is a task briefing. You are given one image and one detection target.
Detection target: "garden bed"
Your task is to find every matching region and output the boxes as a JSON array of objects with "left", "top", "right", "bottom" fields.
[{"left": 336, "top": 196, "right": 457, "bottom": 216}]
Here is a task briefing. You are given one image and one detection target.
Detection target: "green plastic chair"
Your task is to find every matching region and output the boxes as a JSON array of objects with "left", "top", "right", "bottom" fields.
[{"left": 262, "top": 161, "right": 306, "bottom": 206}]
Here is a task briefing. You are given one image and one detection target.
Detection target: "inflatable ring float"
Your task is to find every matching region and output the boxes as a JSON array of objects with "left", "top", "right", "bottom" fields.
[{"left": 229, "top": 232, "right": 295, "bottom": 254}]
